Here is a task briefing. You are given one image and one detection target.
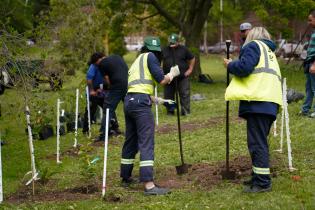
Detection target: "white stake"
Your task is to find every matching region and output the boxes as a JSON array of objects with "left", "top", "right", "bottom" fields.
[
  {"left": 282, "top": 78, "right": 296, "bottom": 171},
  {"left": 102, "top": 108, "right": 109, "bottom": 197},
  {"left": 25, "top": 106, "right": 39, "bottom": 186},
  {"left": 155, "top": 86, "right": 159, "bottom": 126},
  {"left": 0, "top": 132, "right": 3, "bottom": 203},
  {"left": 56, "top": 99, "right": 63, "bottom": 164},
  {"left": 74, "top": 88, "right": 79, "bottom": 147},
  {"left": 86, "top": 86, "right": 91, "bottom": 138},
  {"left": 273, "top": 120, "right": 278, "bottom": 137}
]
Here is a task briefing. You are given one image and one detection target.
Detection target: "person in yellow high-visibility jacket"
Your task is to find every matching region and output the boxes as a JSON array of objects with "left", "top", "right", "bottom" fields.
[
  {"left": 120, "top": 36, "right": 180, "bottom": 196},
  {"left": 223, "top": 27, "right": 282, "bottom": 193}
]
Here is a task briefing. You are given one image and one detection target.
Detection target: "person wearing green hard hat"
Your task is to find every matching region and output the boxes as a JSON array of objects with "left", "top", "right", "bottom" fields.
[
  {"left": 162, "top": 33, "right": 195, "bottom": 116},
  {"left": 120, "top": 36, "right": 180, "bottom": 195}
]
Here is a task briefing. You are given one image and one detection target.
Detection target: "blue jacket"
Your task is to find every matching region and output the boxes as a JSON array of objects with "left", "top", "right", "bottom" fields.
[
  {"left": 86, "top": 64, "right": 104, "bottom": 89},
  {"left": 227, "top": 39, "right": 279, "bottom": 119}
]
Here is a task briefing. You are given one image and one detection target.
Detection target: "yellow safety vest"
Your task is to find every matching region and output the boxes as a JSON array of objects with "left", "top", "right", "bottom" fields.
[
  {"left": 225, "top": 40, "right": 283, "bottom": 107},
  {"left": 128, "top": 53, "right": 157, "bottom": 95}
]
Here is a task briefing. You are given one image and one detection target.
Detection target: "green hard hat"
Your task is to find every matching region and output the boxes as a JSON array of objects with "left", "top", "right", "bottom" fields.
[
  {"left": 144, "top": 36, "right": 161, "bottom": 52},
  {"left": 168, "top": 33, "right": 179, "bottom": 44}
]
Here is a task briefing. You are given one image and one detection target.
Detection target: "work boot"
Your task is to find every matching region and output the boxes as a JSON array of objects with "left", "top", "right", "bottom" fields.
[
  {"left": 121, "top": 178, "right": 137, "bottom": 188},
  {"left": 144, "top": 185, "right": 170, "bottom": 196},
  {"left": 167, "top": 110, "right": 175, "bottom": 116},
  {"left": 309, "top": 112, "right": 315, "bottom": 118},
  {"left": 243, "top": 185, "right": 272, "bottom": 193},
  {"left": 298, "top": 111, "right": 309, "bottom": 117}
]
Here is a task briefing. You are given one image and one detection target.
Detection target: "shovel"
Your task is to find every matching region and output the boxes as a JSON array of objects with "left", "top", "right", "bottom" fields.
[
  {"left": 171, "top": 48, "right": 190, "bottom": 175},
  {"left": 221, "top": 40, "right": 236, "bottom": 180}
]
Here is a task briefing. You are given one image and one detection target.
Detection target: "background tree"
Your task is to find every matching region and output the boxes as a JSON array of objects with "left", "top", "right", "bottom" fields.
[{"left": 127, "top": 0, "right": 213, "bottom": 80}]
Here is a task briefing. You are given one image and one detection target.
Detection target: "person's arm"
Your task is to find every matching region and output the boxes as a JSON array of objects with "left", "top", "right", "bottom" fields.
[
  {"left": 86, "top": 65, "right": 97, "bottom": 96},
  {"left": 147, "top": 53, "right": 179, "bottom": 86},
  {"left": 184, "top": 57, "right": 196, "bottom": 77},
  {"left": 224, "top": 42, "right": 260, "bottom": 77}
]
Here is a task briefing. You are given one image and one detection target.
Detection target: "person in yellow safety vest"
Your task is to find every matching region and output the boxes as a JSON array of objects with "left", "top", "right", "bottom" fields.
[
  {"left": 223, "top": 27, "right": 282, "bottom": 193},
  {"left": 120, "top": 36, "right": 180, "bottom": 196}
]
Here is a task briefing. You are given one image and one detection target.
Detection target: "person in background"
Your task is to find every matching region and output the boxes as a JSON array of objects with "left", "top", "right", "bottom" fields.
[
  {"left": 82, "top": 52, "right": 107, "bottom": 134},
  {"left": 224, "top": 27, "right": 282, "bottom": 193},
  {"left": 120, "top": 36, "right": 180, "bottom": 195},
  {"left": 95, "top": 54, "right": 129, "bottom": 141},
  {"left": 300, "top": 9, "right": 315, "bottom": 117},
  {"left": 162, "top": 33, "right": 195, "bottom": 116},
  {"left": 240, "top": 22, "right": 252, "bottom": 47}
]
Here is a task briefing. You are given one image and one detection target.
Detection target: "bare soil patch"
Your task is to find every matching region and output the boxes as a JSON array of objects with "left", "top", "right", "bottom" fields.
[
  {"left": 156, "top": 116, "right": 244, "bottom": 134},
  {"left": 157, "top": 155, "right": 279, "bottom": 191}
]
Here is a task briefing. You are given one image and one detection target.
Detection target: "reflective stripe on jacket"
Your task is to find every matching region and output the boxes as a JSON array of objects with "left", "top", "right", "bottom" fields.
[
  {"left": 128, "top": 53, "right": 156, "bottom": 95},
  {"left": 225, "top": 40, "right": 283, "bottom": 107}
]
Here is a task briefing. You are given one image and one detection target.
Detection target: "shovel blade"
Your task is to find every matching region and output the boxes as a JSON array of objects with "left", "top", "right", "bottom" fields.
[
  {"left": 220, "top": 170, "right": 236, "bottom": 180},
  {"left": 176, "top": 164, "right": 190, "bottom": 175}
]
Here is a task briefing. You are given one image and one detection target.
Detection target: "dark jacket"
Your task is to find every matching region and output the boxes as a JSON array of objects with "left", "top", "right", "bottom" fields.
[{"left": 227, "top": 39, "right": 279, "bottom": 119}]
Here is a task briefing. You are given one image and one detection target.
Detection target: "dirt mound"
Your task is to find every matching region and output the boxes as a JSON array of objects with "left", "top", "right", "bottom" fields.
[{"left": 158, "top": 156, "right": 278, "bottom": 190}]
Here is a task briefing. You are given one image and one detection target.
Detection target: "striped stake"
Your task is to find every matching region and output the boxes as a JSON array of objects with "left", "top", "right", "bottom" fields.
[
  {"left": 155, "top": 86, "right": 159, "bottom": 126},
  {"left": 282, "top": 78, "right": 296, "bottom": 172},
  {"left": 74, "top": 88, "right": 79, "bottom": 147},
  {"left": 25, "top": 106, "right": 39, "bottom": 194},
  {"left": 102, "top": 108, "right": 109, "bottom": 197},
  {"left": 56, "top": 99, "right": 63, "bottom": 164},
  {"left": 0, "top": 132, "right": 3, "bottom": 203},
  {"left": 86, "top": 86, "right": 91, "bottom": 138}
]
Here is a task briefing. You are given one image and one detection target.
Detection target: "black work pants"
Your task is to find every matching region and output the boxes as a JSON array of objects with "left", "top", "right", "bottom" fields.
[{"left": 164, "top": 77, "right": 190, "bottom": 115}]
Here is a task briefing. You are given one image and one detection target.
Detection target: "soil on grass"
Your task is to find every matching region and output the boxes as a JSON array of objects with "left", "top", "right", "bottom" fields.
[
  {"left": 6, "top": 183, "right": 100, "bottom": 204},
  {"left": 156, "top": 116, "right": 244, "bottom": 134},
  {"left": 157, "top": 155, "right": 280, "bottom": 191}
]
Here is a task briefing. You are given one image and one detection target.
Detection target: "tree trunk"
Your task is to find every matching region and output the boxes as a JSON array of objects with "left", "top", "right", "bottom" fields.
[{"left": 184, "top": 33, "right": 202, "bottom": 81}]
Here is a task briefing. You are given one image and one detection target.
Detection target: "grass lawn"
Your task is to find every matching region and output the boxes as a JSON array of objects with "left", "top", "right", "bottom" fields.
[{"left": 0, "top": 53, "right": 314, "bottom": 209}]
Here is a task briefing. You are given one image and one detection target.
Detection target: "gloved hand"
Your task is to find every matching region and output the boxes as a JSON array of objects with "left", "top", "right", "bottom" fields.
[
  {"left": 166, "top": 65, "right": 180, "bottom": 83},
  {"left": 152, "top": 97, "right": 175, "bottom": 105}
]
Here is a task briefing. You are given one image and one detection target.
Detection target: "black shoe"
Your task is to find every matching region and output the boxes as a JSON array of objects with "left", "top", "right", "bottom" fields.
[
  {"left": 121, "top": 178, "right": 137, "bottom": 188},
  {"left": 242, "top": 179, "right": 252, "bottom": 186},
  {"left": 298, "top": 111, "right": 309, "bottom": 117},
  {"left": 243, "top": 185, "right": 272, "bottom": 193},
  {"left": 144, "top": 185, "right": 170, "bottom": 196},
  {"left": 94, "top": 136, "right": 104, "bottom": 142},
  {"left": 167, "top": 111, "right": 175, "bottom": 116}
]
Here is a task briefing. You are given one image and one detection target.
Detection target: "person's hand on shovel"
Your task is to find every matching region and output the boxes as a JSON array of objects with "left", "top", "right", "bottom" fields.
[
  {"left": 166, "top": 65, "right": 180, "bottom": 83},
  {"left": 223, "top": 58, "right": 232, "bottom": 68}
]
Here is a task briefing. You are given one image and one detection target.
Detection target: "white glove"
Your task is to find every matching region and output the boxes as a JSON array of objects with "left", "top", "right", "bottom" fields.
[
  {"left": 153, "top": 97, "right": 175, "bottom": 105},
  {"left": 166, "top": 65, "right": 180, "bottom": 83}
]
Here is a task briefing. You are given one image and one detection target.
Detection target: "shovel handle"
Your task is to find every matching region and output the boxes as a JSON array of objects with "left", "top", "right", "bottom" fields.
[{"left": 225, "top": 40, "right": 231, "bottom": 171}]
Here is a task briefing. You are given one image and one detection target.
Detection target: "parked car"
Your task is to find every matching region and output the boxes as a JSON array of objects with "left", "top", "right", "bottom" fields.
[
  {"left": 126, "top": 43, "right": 142, "bottom": 51},
  {"left": 275, "top": 39, "right": 307, "bottom": 59},
  {"left": 200, "top": 42, "right": 238, "bottom": 54}
]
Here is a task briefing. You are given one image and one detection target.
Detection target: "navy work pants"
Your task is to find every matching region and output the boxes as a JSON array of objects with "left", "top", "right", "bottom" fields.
[
  {"left": 246, "top": 113, "right": 273, "bottom": 188},
  {"left": 120, "top": 93, "right": 155, "bottom": 182},
  {"left": 100, "top": 89, "right": 126, "bottom": 136}
]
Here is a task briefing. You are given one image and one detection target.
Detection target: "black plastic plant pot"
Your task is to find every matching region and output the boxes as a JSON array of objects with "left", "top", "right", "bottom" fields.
[
  {"left": 39, "top": 125, "right": 54, "bottom": 140},
  {"left": 67, "top": 121, "right": 76, "bottom": 133}
]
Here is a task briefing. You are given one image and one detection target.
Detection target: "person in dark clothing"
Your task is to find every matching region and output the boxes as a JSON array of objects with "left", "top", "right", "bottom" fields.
[
  {"left": 300, "top": 9, "right": 315, "bottom": 117},
  {"left": 239, "top": 22, "right": 252, "bottom": 47},
  {"left": 120, "top": 36, "right": 180, "bottom": 195},
  {"left": 83, "top": 52, "right": 108, "bottom": 134},
  {"left": 224, "top": 27, "right": 283, "bottom": 193},
  {"left": 162, "top": 33, "right": 195, "bottom": 116},
  {"left": 95, "top": 54, "right": 129, "bottom": 141}
]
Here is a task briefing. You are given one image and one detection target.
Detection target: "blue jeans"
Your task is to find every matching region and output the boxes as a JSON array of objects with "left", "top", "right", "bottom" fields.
[
  {"left": 99, "top": 89, "right": 126, "bottom": 136},
  {"left": 301, "top": 69, "right": 315, "bottom": 114}
]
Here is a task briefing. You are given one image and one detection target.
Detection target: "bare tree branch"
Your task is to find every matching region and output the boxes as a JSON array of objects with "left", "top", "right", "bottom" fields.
[
  {"left": 148, "top": 0, "right": 181, "bottom": 29},
  {"left": 133, "top": 12, "right": 159, "bottom": 21}
]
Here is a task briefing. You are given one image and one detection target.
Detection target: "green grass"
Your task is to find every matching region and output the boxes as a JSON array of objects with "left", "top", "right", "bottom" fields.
[{"left": 0, "top": 54, "right": 314, "bottom": 209}]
